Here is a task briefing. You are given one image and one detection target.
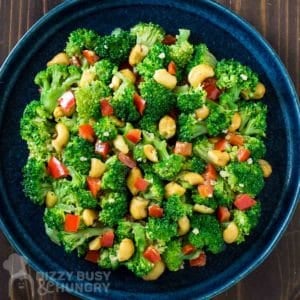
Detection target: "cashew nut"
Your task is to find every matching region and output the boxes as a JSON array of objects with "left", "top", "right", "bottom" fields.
[
  {"left": 242, "top": 82, "right": 266, "bottom": 100},
  {"left": 127, "top": 167, "right": 143, "bottom": 195},
  {"left": 45, "top": 191, "right": 57, "bottom": 208},
  {"left": 258, "top": 159, "right": 272, "bottom": 178},
  {"left": 89, "top": 236, "right": 102, "bottom": 251},
  {"left": 223, "top": 221, "right": 239, "bottom": 244},
  {"left": 120, "top": 69, "right": 136, "bottom": 84},
  {"left": 188, "top": 64, "right": 215, "bottom": 88},
  {"left": 195, "top": 106, "right": 210, "bottom": 120},
  {"left": 178, "top": 216, "right": 190, "bottom": 236},
  {"left": 113, "top": 135, "right": 129, "bottom": 154},
  {"left": 165, "top": 182, "right": 186, "bottom": 198},
  {"left": 117, "top": 238, "right": 135, "bottom": 262},
  {"left": 129, "top": 196, "right": 149, "bottom": 220},
  {"left": 143, "top": 261, "right": 165, "bottom": 281},
  {"left": 89, "top": 158, "right": 106, "bottom": 178},
  {"left": 79, "top": 69, "right": 96, "bottom": 87},
  {"left": 53, "top": 106, "right": 65, "bottom": 118},
  {"left": 193, "top": 204, "right": 215, "bottom": 214},
  {"left": 208, "top": 150, "right": 230, "bottom": 167},
  {"left": 158, "top": 115, "right": 176, "bottom": 139},
  {"left": 153, "top": 69, "right": 177, "bottom": 90},
  {"left": 52, "top": 123, "right": 70, "bottom": 152},
  {"left": 228, "top": 112, "right": 242, "bottom": 132},
  {"left": 179, "top": 172, "right": 204, "bottom": 186},
  {"left": 47, "top": 52, "right": 70, "bottom": 66},
  {"left": 129, "top": 44, "right": 149, "bottom": 66},
  {"left": 143, "top": 144, "right": 158, "bottom": 162},
  {"left": 82, "top": 209, "right": 98, "bottom": 226}
]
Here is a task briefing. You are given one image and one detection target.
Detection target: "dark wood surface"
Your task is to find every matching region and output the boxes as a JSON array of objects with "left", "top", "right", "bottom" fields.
[{"left": 0, "top": 1, "right": 299, "bottom": 299}]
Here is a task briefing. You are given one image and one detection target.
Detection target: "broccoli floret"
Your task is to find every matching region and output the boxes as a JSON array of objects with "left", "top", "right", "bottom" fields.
[
  {"left": 163, "top": 240, "right": 184, "bottom": 271},
  {"left": 164, "top": 195, "right": 192, "bottom": 221},
  {"left": 233, "top": 201, "right": 261, "bottom": 243},
  {"left": 34, "top": 64, "right": 81, "bottom": 112},
  {"left": 188, "top": 214, "right": 224, "bottom": 254},
  {"left": 110, "top": 81, "right": 140, "bottom": 122},
  {"left": 238, "top": 102, "right": 267, "bottom": 137},
  {"left": 141, "top": 172, "right": 164, "bottom": 203},
  {"left": 22, "top": 158, "right": 52, "bottom": 205},
  {"left": 187, "top": 44, "right": 217, "bottom": 71},
  {"left": 177, "top": 113, "right": 207, "bottom": 142},
  {"left": 244, "top": 136, "right": 266, "bottom": 160},
  {"left": 146, "top": 217, "right": 178, "bottom": 242},
  {"left": 65, "top": 28, "right": 101, "bottom": 57},
  {"left": 75, "top": 80, "right": 111, "bottom": 122},
  {"left": 132, "top": 223, "right": 147, "bottom": 252},
  {"left": 59, "top": 227, "right": 106, "bottom": 253},
  {"left": 139, "top": 79, "right": 176, "bottom": 123},
  {"left": 138, "top": 116, "right": 158, "bottom": 133},
  {"left": 193, "top": 137, "right": 214, "bottom": 162},
  {"left": 169, "top": 29, "right": 194, "bottom": 68},
  {"left": 131, "top": 22, "right": 165, "bottom": 48},
  {"left": 183, "top": 156, "right": 206, "bottom": 173},
  {"left": 225, "top": 162, "right": 264, "bottom": 196},
  {"left": 99, "top": 192, "right": 128, "bottom": 227},
  {"left": 213, "top": 177, "right": 235, "bottom": 207},
  {"left": 176, "top": 88, "right": 206, "bottom": 113},
  {"left": 192, "top": 193, "right": 218, "bottom": 210},
  {"left": 116, "top": 220, "right": 134, "bottom": 241},
  {"left": 96, "top": 28, "right": 135, "bottom": 64},
  {"left": 101, "top": 155, "right": 129, "bottom": 191},
  {"left": 94, "top": 59, "right": 117, "bottom": 84},
  {"left": 43, "top": 207, "right": 65, "bottom": 231},
  {"left": 20, "top": 100, "right": 54, "bottom": 160},
  {"left": 93, "top": 117, "right": 118, "bottom": 142},
  {"left": 136, "top": 43, "right": 170, "bottom": 79},
  {"left": 126, "top": 253, "right": 154, "bottom": 277},
  {"left": 133, "top": 143, "right": 147, "bottom": 163},
  {"left": 62, "top": 136, "right": 94, "bottom": 175},
  {"left": 99, "top": 246, "right": 120, "bottom": 270}
]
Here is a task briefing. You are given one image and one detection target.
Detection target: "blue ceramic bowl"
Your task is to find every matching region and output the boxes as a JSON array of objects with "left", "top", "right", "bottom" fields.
[{"left": 0, "top": 0, "right": 299, "bottom": 299}]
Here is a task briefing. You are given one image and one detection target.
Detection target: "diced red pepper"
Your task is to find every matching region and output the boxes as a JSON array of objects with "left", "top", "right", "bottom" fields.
[
  {"left": 174, "top": 141, "right": 193, "bottom": 156},
  {"left": 125, "top": 129, "right": 142, "bottom": 144},
  {"left": 143, "top": 246, "right": 161, "bottom": 263},
  {"left": 82, "top": 50, "right": 99, "bottom": 65},
  {"left": 79, "top": 124, "right": 95, "bottom": 143},
  {"left": 214, "top": 138, "right": 228, "bottom": 151},
  {"left": 162, "top": 34, "right": 177, "bottom": 45},
  {"left": 64, "top": 214, "right": 80, "bottom": 233},
  {"left": 100, "top": 99, "right": 114, "bottom": 116},
  {"left": 95, "top": 140, "right": 110, "bottom": 158},
  {"left": 226, "top": 133, "right": 244, "bottom": 146},
  {"left": 134, "top": 177, "right": 149, "bottom": 192},
  {"left": 202, "top": 78, "right": 221, "bottom": 101},
  {"left": 234, "top": 194, "right": 257, "bottom": 210},
  {"left": 100, "top": 231, "right": 115, "bottom": 248},
  {"left": 86, "top": 176, "right": 101, "bottom": 197},
  {"left": 118, "top": 152, "right": 137, "bottom": 168},
  {"left": 216, "top": 206, "right": 231, "bottom": 222},
  {"left": 47, "top": 157, "right": 69, "bottom": 179},
  {"left": 58, "top": 91, "right": 76, "bottom": 116},
  {"left": 182, "top": 244, "right": 196, "bottom": 256},
  {"left": 148, "top": 205, "right": 164, "bottom": 218},
  {"left": 85, "top": 250, "right": 100, "bottom": 263},
  {"left": 133, "top": 93, "right": 146, "bottom": 115},
  {"left": 168, "top": 61, "right": 176, "bottom": 75},
  {"left": 189, "top": 252, "right": 207, "bottom": 267},
  {"left": 203, "top": 163, "right": 218, "bottom": 181},
  {"left": 237, "top": 148, "right": 251, "bottom": 162},
  {"left": 198, "top": 183, "right": 214, "bottom": 198}
]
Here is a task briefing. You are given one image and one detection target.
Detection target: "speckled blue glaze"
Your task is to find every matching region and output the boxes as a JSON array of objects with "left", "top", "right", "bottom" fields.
[{"left": 0, "top": 0, "right": 299, "bottom": 299}]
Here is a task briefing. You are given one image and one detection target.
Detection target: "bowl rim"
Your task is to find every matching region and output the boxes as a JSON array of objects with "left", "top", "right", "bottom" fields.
[{"left": 0, "top": 0, "right": 299, "bottom": 299}]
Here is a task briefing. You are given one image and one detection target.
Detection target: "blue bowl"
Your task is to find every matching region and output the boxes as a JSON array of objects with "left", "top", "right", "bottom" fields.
[{"left": 0, "top": 0, "right": 299, "bottom": 299}]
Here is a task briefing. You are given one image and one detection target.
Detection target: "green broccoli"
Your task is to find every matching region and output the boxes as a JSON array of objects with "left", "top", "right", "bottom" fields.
[
  {"left": 116, "top": 219, "right": 134, "bottom": 241},
  {"left": 213, "top": 177, "right": 235, "bottom": 207},
  {"left": 164, "top": 195, "right": 192, "bottom": 221},
  {"left": 94, "top": 59, "right": 117, "bottom": 84},
  {"left": 163, "top": 239, "right": 184, "bottom": 271},
  {"left": 243, "top": 136, "right": 266, "bottom": 160},
  {"left": 99, "top": 246, "right": 120, "bottom": 270},
  {"left": 62, "top": 136, "right": 94, "bottom": 175},
  {"left": 192, "top": 193, "right": 218, "bottom": 210},
  {"left": 99, "top": 192, "right": 128, "bottom": 227},
  {"left": 187, "top": 43, "right": 217, "bottom": 71},
  {"left": 131, "top": 22, "right": 165, "bottom": 48},
  {"left": 75, "top": 80, "right": 111, "bottom": 122},
  {"left": 146, "top": 217, "right": 178, "bottom": 242},
  {"left": 93, "top": 117, "right": 118, "bottom": 142},
  {"left": 126, "top": 253, "right": 154, "bottom": 277},
  {"left": 96, "top": 28, "right": 135, "bottom": 64},
  {"left": 169, "top": 29, "right": 194, "bottom": 68},
  {"left": 65, "top": 28, "right": 101, "bottom": 57},
  {"left": 34, "top": 64, "right": 81, "bottom": 112},
  {"left": 133, "top": 143, "right": 147, "bottom": 163},
  {"left": 20, "top": 100, "right": 54, "bottom": 160},
  {"left": 141, "top": 172, "right": 164, "bottom": 203},
  {"left": 136, "top": 43, "right": 170, "bottom": 79},
  {"left": 225, "top": 161, "right": 264, "bottom": 196},
  {"left": 188, "top": 214, "right": 224, "bottom": 254},
  {"left": 176, "top": 88, "right": 206, "bottom": 113},
  {"left": 192, "top": 137, "right": 214, "bottom": 162},
  {"left": 43, "top": 207, "right": 65, "bottom": 231},
  {"left": 22, "top": 158, "right": 52, "bottom": 205},
  {"left": 101, "top": 155, "right": 129, "bottom": 191},
  {"left": 183, "top": 156, "right": 206, "bottom": 174}
]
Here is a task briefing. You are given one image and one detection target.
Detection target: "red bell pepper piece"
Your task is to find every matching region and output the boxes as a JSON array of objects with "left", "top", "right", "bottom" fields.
[
  {"left": 133, "top": 93, "right": 146, "bottom": 115},
  {"left": 100, "top": 99, "right": 114, "bottom": 116},
  {"left": 125, "top": 129, "right": 142, "bottom": 144},
  {"left": 85, "top": 250, "right": 100, "bottom": 263},
  {"left": 100, "top": 231, "right": 115, "bottom": 248},
  {"left": 64, "top": 214, "right": 80, "bottom": 232},
  {"left": 143, "top": 246, "right": 161, "bottom": 263},
  {"left": 47, "top": 157, "right": 69, "bottom": 179},
  {"left": 86, "top": 176, "right": 101, "bottom": 197},
  {"left": 148, "top": 205, "right": 164, "bottom": 218},
  {"left": 174, "top": 141, "right": 193, "bottom": 157},
  {"left": 189, "top": 252, "right": 207, "bottom": 267},
  {"left": 79, "top": 124, "right": 95, "bottom": 143},
  {"left": 117, "top": 152, "right": 137, "bottom": 168},
  {"left": 58, "top": 91, "right": 76, "bottom": 116},
  {"left": 95, "top": 140, "right": 110, "bottom": 158}
]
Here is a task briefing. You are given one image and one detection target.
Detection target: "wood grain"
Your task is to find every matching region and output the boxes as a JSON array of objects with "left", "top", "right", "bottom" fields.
[{"left": 0, "top": 1, "right": 299, "bottom": 299}]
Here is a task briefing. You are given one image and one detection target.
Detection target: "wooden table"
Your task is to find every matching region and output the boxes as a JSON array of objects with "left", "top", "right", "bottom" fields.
[{"left": 0, "top": 1, "right": 299, "bottom": 299}]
